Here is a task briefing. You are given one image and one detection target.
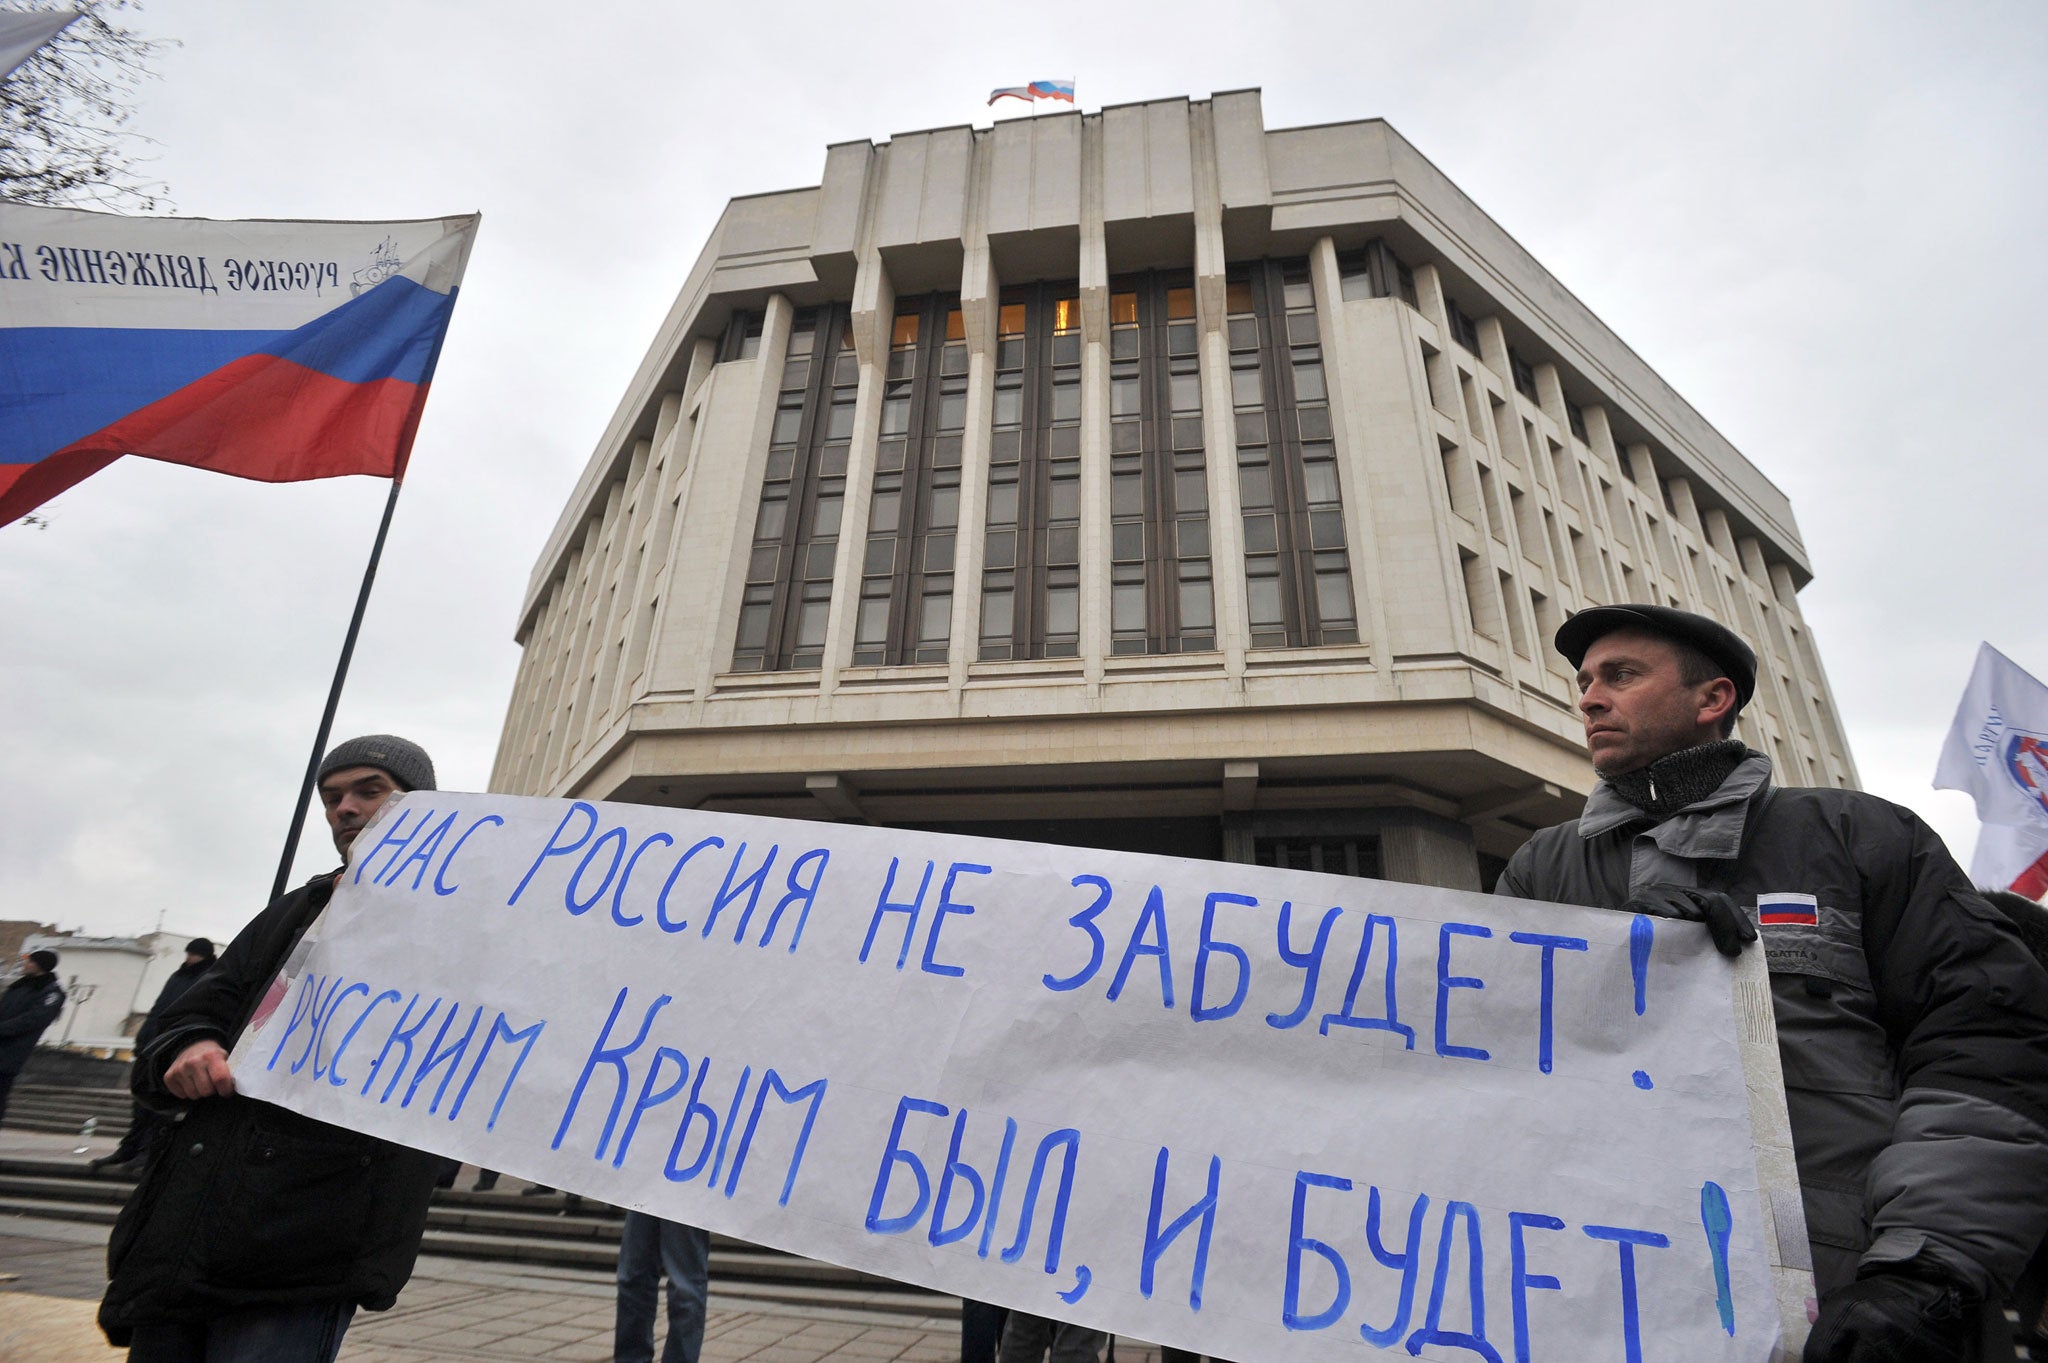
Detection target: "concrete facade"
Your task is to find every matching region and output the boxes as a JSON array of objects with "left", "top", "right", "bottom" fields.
[{"left": 491, "top": 91, "right": 1856, "bottom": 889}]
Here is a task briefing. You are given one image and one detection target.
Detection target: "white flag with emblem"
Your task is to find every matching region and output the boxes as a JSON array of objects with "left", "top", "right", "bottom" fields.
[{"left": 1934, "top": 643, "right": 2048, "bottom": 896}]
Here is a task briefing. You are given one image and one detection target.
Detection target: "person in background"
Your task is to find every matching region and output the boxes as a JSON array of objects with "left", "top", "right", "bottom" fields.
[
  {"left": 613, "top": 1212, "right": 712, "bottom": 1363},
  {"left": 0, "top": 948, "right": 66, "bottom": 1128},
  {"left": 91, "top": 938, "right": 215, "bottom": 1172},
  {"left": 996, "top": 1311, "right": 1105, "bottom": 1363}
]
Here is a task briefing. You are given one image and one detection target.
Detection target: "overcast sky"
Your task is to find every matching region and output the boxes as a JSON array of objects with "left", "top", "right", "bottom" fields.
[{"left": 3, "top": 0, "right": 2044, "bottom": 943}]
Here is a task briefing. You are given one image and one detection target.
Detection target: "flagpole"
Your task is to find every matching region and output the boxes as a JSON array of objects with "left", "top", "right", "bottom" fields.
[{"left": 268, "top": 475, "right": 406, "bottom": 902}]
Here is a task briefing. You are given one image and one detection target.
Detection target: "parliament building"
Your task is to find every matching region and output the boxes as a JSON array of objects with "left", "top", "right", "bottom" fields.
[{"left": 490, "top": 90, "right": 1855, "bottom": 892}]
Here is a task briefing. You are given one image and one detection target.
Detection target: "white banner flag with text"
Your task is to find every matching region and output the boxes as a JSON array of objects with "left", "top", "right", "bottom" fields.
[{"left": 230, "top": 792, "right": 1809, "bottom": 1362}]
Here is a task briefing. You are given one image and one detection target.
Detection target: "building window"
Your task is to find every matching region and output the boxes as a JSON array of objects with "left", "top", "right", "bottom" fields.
[
  {"left": 1336, "top": 240, "right": 1418, "bottom": 308},
  {"left": 1446, "top": 299, "right": 1481, "bottom": 354},
  {"left": 730, "top": 305, "right": 854, "bottom": 672},
  {"left": 1565, "top": 399, "right": 1589, "bottom": 444},
  {"left": 721, "top": 310, "right": 762, "bottom": 362},
  {"left": 980, "top": 281, "right": 1082, "bottom": 660},
  {"left": 1509, "top": 348, "right": 1538, "bottom": 401},
  {"left": 853, "top": 294, "right": 965, "bottom": 665},
  {"left": 1227, "top": 259, "right": 1359, "bottom": 650},
  {"left": 1107, "top": 271, "right": 1213, "bottom": 655},
  {"left": 1255, "top": 835, "right": 1381, "bottom": 878}
]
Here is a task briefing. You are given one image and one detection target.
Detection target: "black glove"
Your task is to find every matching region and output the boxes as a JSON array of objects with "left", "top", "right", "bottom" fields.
[
  {"left": 1621, "top": 885, "right": 1757, "bottom": 958},
  {"left": 1804, "top": 1270, "right": 1974, "bottom": 1363}
]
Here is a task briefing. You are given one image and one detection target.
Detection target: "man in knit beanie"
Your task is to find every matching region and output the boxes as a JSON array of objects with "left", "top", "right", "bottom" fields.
[{"left": 100, "top": 734, "right": 446, "bottom": 1358}]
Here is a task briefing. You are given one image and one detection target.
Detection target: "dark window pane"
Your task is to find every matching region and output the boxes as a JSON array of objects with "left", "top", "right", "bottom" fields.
[
  {"left": 920, "top": 592, "right": 952, "bottom": 643},
  {"left": 1239, "top": 466, "right": 1272, "bottom": 509},
  {"left": 876, "top": 439, "right": 906, "bottom": 472},
  {"left": 1178, "top": 518, "right": 1209, "bottom": 559},
  {"left": 755, "top": 497, "right": 787, "bottom": 540},
  {"left": 981, "top": 588, "right": 1013, "bottom": 639},
  {"left": 1111, "top": 328, "right": 1140, "bottom": 361},
  {"left": 1303, "top": 460, "right": 1340, "bottom": 505},
  {"left": 1179, "top": 579, "right": 1214, "bottom": 630},
  {"left": 990, "top": 430, "right": 1022, "bottom": 463},
  {"left": 1310, "top": 509, "right": 1346, "bottom": 548},
  {"left": 1243, "top": 514, "right": 1277, "bottom": 552},
  {"left": 1287, "top": 312, "right": 1320, "bottom": 345},
  {"left": 1112, "top": 420, "right": 1143, "bottom": 454},
  {"left": 1298, "top": 405, "right": 1333, "bottom": 440},
  {"left": 882, "top": 397, "right": 910, "bottom": 435},
  {"left": 1052, "top": 333, "right": 1081, "bottom": 365},
  {"left": 1049, "top": 477, "right": 1081, "bottom": 522},
  {"left": 1113, "top": 582, "right": 1145, "bottom": 632},
  {"left": 1231, "top": 366, "right": 1263, "bottom": 408},
  {"left": 1052, "top": 380, "right": 1081, "bottom": 423},
  {"left": 1111, "top": 377, "right": 1142, "bottom": 416},
  {"left": 1173, "top": 416, "right": 1205, "bottom": 450},
  {"left": 1171, "top": 372, "right": 1202, "bottom": 413},
  {"left": 1235, "top": 411, "right": 1267, "bottom": 447},
  {"left": 748, "top": 546, "right": 779, "bottom": 581},
  {"left": 869, "top": 490, "right": 901, "bottom": 533},
  {"left": 810, "top": 494, "right": 842, "bottom": 538},
  {"left": 735, "top": 604, "right": 771, "bottom": 651},
  {"left": 1293, "top": 362, "right": 1326, "bottom": 403},
  {"left": 771, "top": 408, "right": 804, "bottom": 445},
  {"left": 1113, "top": 472, "right": 1144, "bottom": 517},
  {"left": 933, "top": 435, "right": 963, "bottom": 467},
  {"left": 863, "top": 536, "right": 895, "bottom": 574},
  {"left": 1227, "top": 317, "right": 1258, "bottom": 350},
  {"left": 1317, "top": 567, "right": 1355, "bottom": 624},
  {"left": 1283, "top": 278, "right": 1313, "bottom": 310},
  {"left": 987, "top": 482, "right": 1019, "bottom": 526},
  {"left": 997, "top": 337, "right": 1025, "bottom": 370},
  {"left": 1046, "top": 586, "right": 1079, "bottom": 635},
  {"left": 940, "top": 392, "right": 967, "bottom": 430},
  {"left": 805, "top": 541, "right": 837, "bottom": 579},
  {"left": 924, "top": 534, "right": 955, "bottom": 571},
  {"left": 1247, "top": 575, "right": 1285, "bottom": 628},
  {"left": 1047, "top": 525, "right": 1079, "bottom": 564},
  {"left": 795, "top": 599, "right": 829, "bottom": 648},
  {"left": 826, "top": 401, "right": 855, "bottom": 442},
  {"left": 984, "top": 530, "right": 1015, "bottom": 567},
  {"left": 1113, "top": 521, "right": 1145, "bottom": 561},
  {"left": 1049, "top": 425, "right": 1081, "bottom": 458},
  {"left": 929, "top": 485, "right": 960, "bottom": 529},
  {"left": 1175, "top": 469, "right": 1208, "bottom": 513},
  {"left": 856, "top": 597, "right": 890, "bottom": 644},
  {"left": 765, "top": 448, "right": 795, "bottom": 482}
]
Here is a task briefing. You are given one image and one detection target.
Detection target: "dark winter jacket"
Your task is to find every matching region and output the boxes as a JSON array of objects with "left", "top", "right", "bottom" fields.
[
  {"left": 132, "top": 955, "right": 213, "bottom": 1054},
  {"left": 1497, "top": 751, "right": 2048, "bottom": 1300},
  {"left": 98, "top": 872, "right": 443, "bottom": 1345},
  {"left": 0, "top": 969, "right": 66, "bottom": 1074}
]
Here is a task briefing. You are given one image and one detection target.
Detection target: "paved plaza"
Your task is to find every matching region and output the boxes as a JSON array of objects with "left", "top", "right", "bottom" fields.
[{"left": 1, "top": 1128, "right": 1185, "bottom": 1363}]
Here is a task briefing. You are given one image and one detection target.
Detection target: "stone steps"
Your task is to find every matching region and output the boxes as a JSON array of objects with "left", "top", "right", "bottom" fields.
[{"left": 0, "top": 1157, "right": 957, "bottom": 1321}]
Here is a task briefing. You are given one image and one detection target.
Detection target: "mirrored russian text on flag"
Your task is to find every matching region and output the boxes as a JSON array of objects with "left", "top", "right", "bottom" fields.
[{"left": 0, "top": 205, "right": 479, "bottom": 524}]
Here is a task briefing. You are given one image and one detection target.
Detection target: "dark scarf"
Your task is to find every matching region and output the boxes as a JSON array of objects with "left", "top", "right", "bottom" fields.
[{"left": 1606, "top": 739, "right": 1748, "bottom": 819}]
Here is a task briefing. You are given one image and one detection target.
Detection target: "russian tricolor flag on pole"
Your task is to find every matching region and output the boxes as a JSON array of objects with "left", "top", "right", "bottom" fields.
[{"left": 0, "top": 204, "right": 478, "bottom": 524}]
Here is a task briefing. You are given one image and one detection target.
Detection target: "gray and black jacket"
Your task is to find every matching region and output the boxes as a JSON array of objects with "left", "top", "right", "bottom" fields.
[{"left": 1497, "top": 751, "right": 2048, "bottom": 1299}]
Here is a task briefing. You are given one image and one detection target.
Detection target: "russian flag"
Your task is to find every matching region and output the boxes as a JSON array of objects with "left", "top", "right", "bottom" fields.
[
  {"left": 0, "top": 205, "right": 478, "bottom": 524},
  {"left": 988, "top": 79, "right": 1076, "bottom": 107},
  {"left": 1756, "top": 892, "right": 1820, "bottom": 928}
]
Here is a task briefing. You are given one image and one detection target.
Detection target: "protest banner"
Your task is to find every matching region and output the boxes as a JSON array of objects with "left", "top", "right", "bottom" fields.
[{"left": 230, "top": 791, "right": 1813, "bottom": 1361}]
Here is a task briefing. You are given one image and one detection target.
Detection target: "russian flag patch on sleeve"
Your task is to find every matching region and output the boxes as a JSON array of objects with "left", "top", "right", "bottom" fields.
[{"left": 1757, "top": 892, "right": 1820, "bottom": 927}]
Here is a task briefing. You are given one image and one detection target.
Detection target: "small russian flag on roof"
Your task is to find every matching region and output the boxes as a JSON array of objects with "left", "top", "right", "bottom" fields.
[
  {"left": 989, "top": 80, "right": 1076, "bottom": 107},
  {"left": 1757, "top": 893, "right": 1820, "bottom": 927}
]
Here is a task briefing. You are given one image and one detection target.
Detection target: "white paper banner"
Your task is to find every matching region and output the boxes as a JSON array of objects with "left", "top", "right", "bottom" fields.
[{"left": 230, "top": 792, "right": 1807, "bottom": 1362}]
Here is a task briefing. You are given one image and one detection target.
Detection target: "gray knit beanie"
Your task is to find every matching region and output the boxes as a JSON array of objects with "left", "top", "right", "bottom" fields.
[{"left": 317, "top": 734, "right": 436, "bottom": 792}]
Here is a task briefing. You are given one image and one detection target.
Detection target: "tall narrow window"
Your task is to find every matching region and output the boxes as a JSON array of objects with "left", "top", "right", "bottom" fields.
[
  {"left": 854, "top": 294, "right": 965, "bottom": 665},
  {"left": 1108, "top": 272, "right": 1212, "bottom": 654},
  {"left": 979, "top": 282, "right": 1081, "bottom": 660},
  {"left": 1228, "top": 260, "right": 1358, "bottom": 650},
  {"left": 1336, "top": 240, "right": 1418, "bottom": 308},
  {"left": 731, "top": 305, "right": 854, "bottom": 672}
]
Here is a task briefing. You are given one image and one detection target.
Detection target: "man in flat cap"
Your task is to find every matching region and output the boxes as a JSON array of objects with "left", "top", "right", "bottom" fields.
[
  {"left": 1497, "top": 605, "right": 2048, "bottom": 1362},
  {"left": 0, "top": 947, "right": 66, "bottom": 1128},
  {"left": 100, "top": 735, "right": 448, "bottom": 1361}
]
